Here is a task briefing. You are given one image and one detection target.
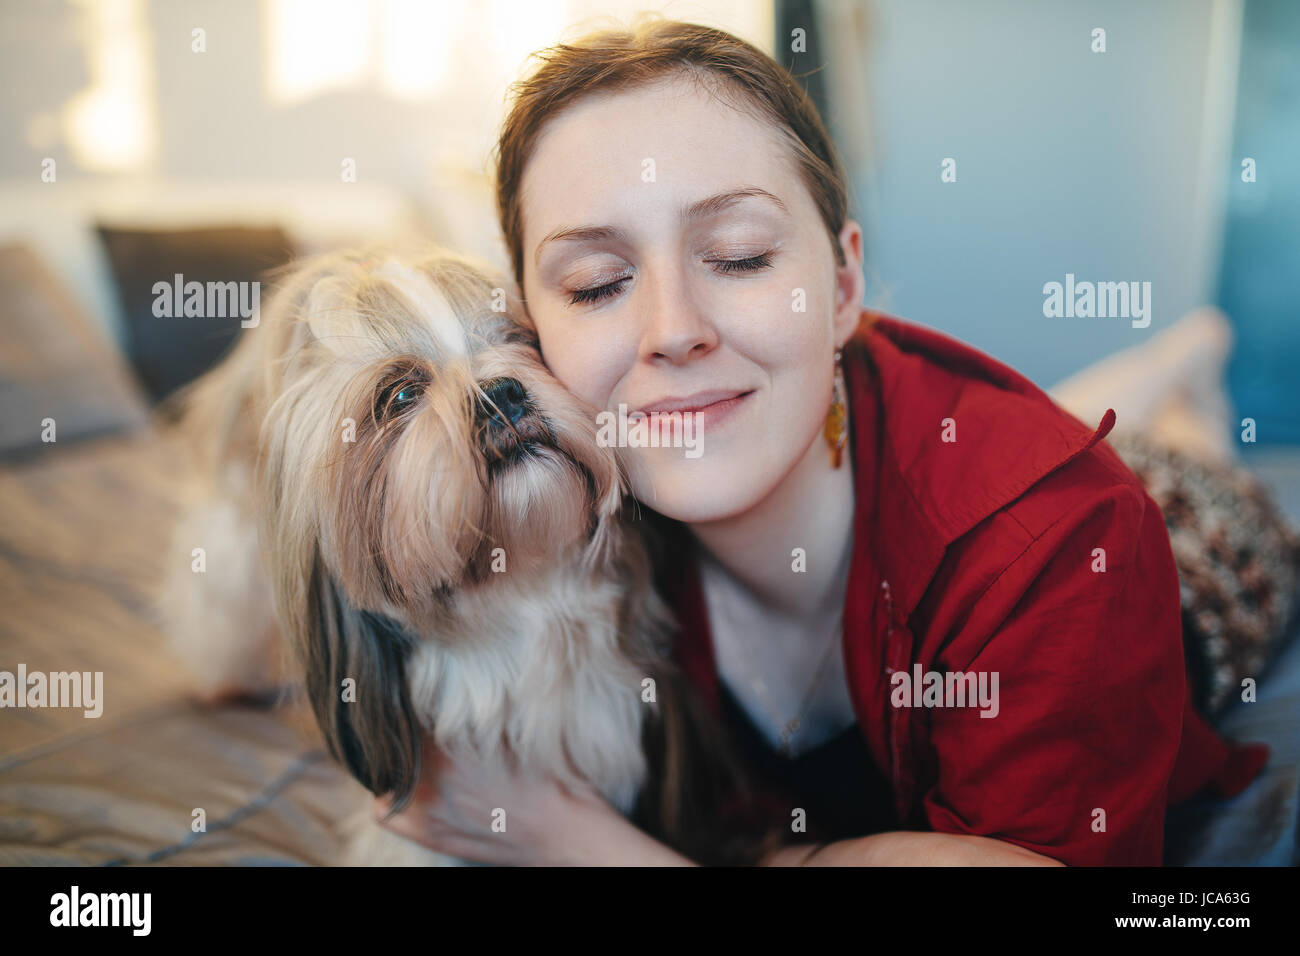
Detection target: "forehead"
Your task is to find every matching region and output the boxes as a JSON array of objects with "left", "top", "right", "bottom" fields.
[{"left": 519, "top": 75, "right": 796, "bottom": 241}]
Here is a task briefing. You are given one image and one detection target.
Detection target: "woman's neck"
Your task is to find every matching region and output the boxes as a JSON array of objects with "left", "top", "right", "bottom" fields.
[{"left": 687, "top": 422, "right": 857, "bottom": 622}]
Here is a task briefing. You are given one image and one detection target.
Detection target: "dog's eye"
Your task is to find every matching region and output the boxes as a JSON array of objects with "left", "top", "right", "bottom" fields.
[{"left": 375, "top": 378, "right": 424, "bottom": 420}]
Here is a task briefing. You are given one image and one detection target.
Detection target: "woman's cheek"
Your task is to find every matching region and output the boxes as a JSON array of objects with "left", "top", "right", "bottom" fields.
[
  {"left": 722, "top": 278, "right": 831, "bottom": 368},
  {"left": 533, "top": 312, "right": 595, "bottom": 398},
  {"left": 537, "top": 320, "right": 606, "bottom": 408}
]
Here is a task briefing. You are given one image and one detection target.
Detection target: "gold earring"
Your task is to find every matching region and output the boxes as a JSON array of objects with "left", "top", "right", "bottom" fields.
[{"left": 824, "top": 349, "right": 847, "bottom": 469}]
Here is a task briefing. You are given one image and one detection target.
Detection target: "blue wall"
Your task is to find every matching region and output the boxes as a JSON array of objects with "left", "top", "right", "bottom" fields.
[
  {"left": 1219, "top": 0, "right": 1300, "bottom": 446},
  {"left": 850, "top": 0, "right": 1226, "bottom": 389}
]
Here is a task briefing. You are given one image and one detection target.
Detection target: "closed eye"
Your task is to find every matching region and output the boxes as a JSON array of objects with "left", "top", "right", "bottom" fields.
[
  {"left": 569, "top": 276, "right": 630, "bottom": 306},
  {"left": 706, "top": 252, "right": 774, "bottom": 274},
  {"left": 567, "top": 252, "right": 775, "bottom": 306}
]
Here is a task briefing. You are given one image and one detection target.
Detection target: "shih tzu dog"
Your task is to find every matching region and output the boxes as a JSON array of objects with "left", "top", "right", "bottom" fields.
[{"left": 160, "top": 245, "right": 763, "bottom": 866}]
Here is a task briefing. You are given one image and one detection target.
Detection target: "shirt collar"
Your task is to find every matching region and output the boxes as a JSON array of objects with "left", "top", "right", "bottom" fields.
[{"left": 844, "top": 311, "right": 1117, "bottom": 621}]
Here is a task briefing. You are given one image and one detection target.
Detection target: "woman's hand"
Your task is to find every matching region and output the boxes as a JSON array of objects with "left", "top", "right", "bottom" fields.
[
  {"left": 762, "top": 831, "right": 1065, "bottom": 866},
  {"left": 372, "top": 737, "right": 696, "bottom": 866}
]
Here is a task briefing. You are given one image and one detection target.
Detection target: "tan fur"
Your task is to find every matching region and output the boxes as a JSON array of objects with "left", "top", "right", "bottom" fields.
[{"left": 161, "top": 244, "right": 769, "bottom": 865}]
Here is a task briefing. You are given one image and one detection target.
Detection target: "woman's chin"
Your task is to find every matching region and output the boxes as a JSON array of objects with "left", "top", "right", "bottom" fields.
[{"left": 626, "top": 452, "right": 773, "bottom": 525}]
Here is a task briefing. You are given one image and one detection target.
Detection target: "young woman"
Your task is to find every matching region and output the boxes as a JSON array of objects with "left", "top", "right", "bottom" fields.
[{"left": 375, "top": 18, "right": 1263, "bottom": 866}]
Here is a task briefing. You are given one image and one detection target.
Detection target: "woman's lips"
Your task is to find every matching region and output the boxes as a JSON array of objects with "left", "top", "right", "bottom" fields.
[{"left": 635, "top": 389, "right": 755, "bottom": 434}]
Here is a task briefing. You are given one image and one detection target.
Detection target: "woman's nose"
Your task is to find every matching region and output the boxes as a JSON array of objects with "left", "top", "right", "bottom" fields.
[{"left": 638, "top": 264, "right": 719, "bottom": 363}]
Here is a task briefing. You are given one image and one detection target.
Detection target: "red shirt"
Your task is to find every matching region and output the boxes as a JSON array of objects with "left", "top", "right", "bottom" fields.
[{"left": 659, "top": 311, "right": 1263, "bottom": 866}]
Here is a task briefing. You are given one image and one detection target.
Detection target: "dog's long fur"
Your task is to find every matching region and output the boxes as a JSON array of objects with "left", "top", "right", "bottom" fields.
[{"left": 160, "top": 245, "right": 777, "bottom": 866}]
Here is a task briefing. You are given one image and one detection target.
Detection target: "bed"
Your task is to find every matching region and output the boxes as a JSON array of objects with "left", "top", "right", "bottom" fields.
[{"left": 0, "top": 430, "right": 363, "bottom": 865}]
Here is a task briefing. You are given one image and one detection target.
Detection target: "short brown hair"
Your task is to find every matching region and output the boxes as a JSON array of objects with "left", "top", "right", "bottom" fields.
[{"left": 494, "top": 16, "right": 851, "bottom": 290}]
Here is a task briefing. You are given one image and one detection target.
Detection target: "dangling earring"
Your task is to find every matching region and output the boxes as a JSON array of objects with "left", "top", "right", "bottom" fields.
[{"left": 824, "top": 348, "right": 847, "bottom": 469}]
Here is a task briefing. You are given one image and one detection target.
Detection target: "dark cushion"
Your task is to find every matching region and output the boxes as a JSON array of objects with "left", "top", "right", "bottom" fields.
[{"left": 97, "top": 225, "right": 295, "bottom": 401}]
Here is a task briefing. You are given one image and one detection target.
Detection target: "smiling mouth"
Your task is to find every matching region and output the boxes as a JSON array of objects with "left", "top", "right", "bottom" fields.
[{"left": 637, "top": 389, "right": 755, "bottom": 417}]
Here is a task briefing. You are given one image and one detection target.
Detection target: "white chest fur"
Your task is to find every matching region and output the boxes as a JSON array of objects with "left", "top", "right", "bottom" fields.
[{"left": 403, "top": 566, "right": 652, "bottom": 815}]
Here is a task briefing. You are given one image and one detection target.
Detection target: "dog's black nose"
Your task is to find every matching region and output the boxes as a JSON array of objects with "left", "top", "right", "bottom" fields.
[{"left": 479, "top": 377, "right": 529, "bottom": 427}]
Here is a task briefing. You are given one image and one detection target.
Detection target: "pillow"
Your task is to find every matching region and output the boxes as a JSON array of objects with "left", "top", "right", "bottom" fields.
[
  {"left": 97, "top": 225, "right": 296, "bottom": 402},
  {"left": 0, "top": 243, "right": 149, "bottom": 457}
]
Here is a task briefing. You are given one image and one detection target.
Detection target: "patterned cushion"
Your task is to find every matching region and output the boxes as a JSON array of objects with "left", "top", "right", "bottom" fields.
[{"left": 1108, "top": 430, "right": 1300, "bottom": 715}]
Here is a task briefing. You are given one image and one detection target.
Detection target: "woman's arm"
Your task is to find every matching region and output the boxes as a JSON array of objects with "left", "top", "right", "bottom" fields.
[
  {"left": 546, "top": 803, "right": 698, "bottom": 866},
  {"left": 540, "top": 814, "right": 1068, "bottom": 866},
  {"left": 762, "top": 832, "right": 1064, "bottom": 867},
  {"left": 375, "top": 750, "right": 1062, "bottom": 866}
]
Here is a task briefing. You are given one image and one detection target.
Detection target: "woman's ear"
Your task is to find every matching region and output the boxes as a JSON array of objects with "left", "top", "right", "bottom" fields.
[{"left": 833, "top": 220, "right": 867, "bottom": 346}]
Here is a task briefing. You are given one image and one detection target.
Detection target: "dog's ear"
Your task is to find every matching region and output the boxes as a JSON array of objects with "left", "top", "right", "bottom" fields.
[{"left": 303, "top": 553, "right": 424, "bottom": 809}]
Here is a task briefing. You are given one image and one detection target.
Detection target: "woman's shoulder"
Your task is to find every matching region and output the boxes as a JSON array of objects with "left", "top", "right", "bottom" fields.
[
  {"left": 849, "top": 310, "right": 1062, "bottom": 410},
  {"left": 850, "top": 310, "right": 1135, "bottom": 534},
  {"left": 849, "top": 311, "right": 1168, "bottom": 627}
]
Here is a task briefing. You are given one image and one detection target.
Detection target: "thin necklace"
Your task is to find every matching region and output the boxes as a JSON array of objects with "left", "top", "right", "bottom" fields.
[
  {"left": 749, "top": 609, "right": 845, "bottom": 759},
  {"left": 705, "top": 557, "right": 846, "bottom": 759}
]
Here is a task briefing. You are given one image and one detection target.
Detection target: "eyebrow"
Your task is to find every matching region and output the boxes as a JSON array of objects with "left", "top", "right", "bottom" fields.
[{"left": 533, "top": 186, "right": 789, "bottom": 267}]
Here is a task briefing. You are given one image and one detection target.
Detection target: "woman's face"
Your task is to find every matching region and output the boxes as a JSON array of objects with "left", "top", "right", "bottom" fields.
[{"left": 519, "top": 74, "right": 865, "bottom": 523}]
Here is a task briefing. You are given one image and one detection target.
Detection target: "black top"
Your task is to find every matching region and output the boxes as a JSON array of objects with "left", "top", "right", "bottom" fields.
[{"left": 716, "top": 678, "right": 897, "bottom": 845}]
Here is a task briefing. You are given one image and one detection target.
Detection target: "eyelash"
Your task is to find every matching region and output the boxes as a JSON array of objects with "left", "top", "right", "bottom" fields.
[{"left": 567, "top": 252, "right": 774, "bottom": 306}]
